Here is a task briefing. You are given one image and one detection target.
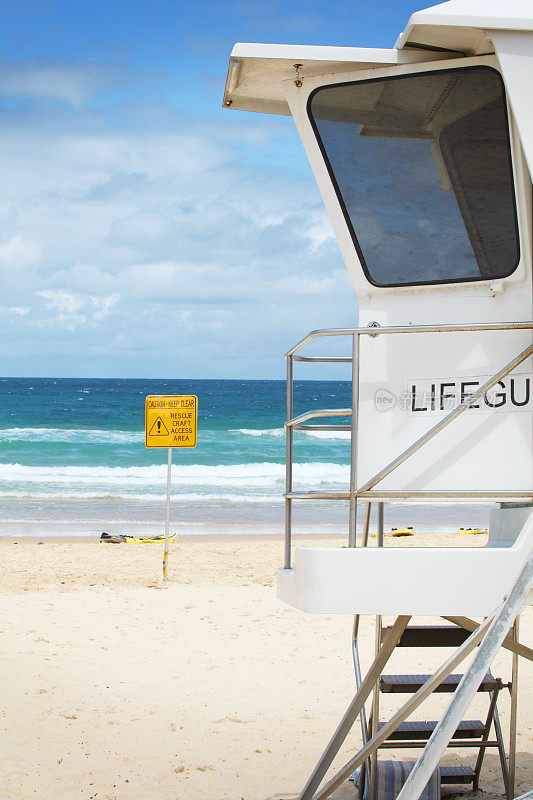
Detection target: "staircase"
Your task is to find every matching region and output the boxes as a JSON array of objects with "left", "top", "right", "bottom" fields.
[{"left": 358, "top": 620, "right": 510, "bottom": 798}]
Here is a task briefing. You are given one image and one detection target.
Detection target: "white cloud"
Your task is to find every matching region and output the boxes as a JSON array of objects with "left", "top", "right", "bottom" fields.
[
  {"left": 0, "top": 236, "right": 41, "bottom": 270},
  {"left": 92, "top": 293, "right": 119, "bottom": 319},
  {"left": 35, "top": 290, "right": 87, "bottom": 328},
  {"left": 34, "top": 290, "right": 119, "bottom": 328},
  {"left": 305, "top": 211, "right": 337, "bottom": 251},
  {"left": 8, "top": 306, "right": 30, "bottom": 316},
  {"left": 0, "top": 69, "right": 355, "bottom": 376},
  {"left": 0, "top": 59, "right": 128, "bottom": 106},
  {"left": 37, "top": 290, "right": 85, "bottom": 315}
]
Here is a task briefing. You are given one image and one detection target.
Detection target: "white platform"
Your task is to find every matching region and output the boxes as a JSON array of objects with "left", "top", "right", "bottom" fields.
[{"left": 278, "top": 511, "right": 533, "bottom": 616}]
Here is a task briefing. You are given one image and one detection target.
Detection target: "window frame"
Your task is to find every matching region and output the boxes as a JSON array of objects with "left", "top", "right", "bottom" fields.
[{"left": 306, "top": 65, "right": 521, "bottom": 289}]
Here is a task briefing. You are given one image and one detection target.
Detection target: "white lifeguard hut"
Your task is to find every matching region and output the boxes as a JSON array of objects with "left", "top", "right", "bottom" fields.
[{"left": 223, "top": 2, "right": 533, "bottom": 798}]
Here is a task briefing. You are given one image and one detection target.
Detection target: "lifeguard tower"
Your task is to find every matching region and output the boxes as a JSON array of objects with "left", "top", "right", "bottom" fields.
[{"left": 223, "top": 2, "right": 533, "bottom": 798}]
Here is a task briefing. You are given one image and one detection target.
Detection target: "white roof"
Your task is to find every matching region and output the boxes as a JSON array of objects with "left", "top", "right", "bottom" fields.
[
  {"left": 398, "top": 0, "right": 533, "bottom": 53},
  {"left": 222, "top": 43, "right": 450, "bottom": 116}
]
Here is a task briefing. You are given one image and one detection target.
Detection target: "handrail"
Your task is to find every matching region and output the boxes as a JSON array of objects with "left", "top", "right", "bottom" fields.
[
  {"left": 286, "top": 490, "right": 533, "bottom": 501},
  {"left": 285, "top": 320, "right": 533, "bottom": 357},
  {"left": 283, "top": 320, "right": 533, "bottom": 569},
  {"left": 287, "top": 491, "right": 351, "bottom": 500},
  {"left": 286, "top": 408, "right": 352, "bottom": 428},
  {"left": 295, "top": 424, "right": 351, "bottom": 431},
  {"left": 293, "top": 356, "right": 352, "bottom": 363}
]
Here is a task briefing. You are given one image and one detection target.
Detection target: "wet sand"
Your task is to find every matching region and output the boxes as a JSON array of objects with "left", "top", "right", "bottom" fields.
[{"left": 0, "top": 534, "right": 531, "bottom": 800}]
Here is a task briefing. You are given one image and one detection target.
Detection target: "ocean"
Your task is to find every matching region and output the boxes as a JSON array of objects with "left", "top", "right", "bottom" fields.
[{"left": 0, "top": 377, "right": 492, "bottom": 537}]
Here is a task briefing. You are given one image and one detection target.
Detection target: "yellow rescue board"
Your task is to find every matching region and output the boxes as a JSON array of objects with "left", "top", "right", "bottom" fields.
[
  {"left": 458, "top": 528, "right": 489, "bottom": 536},
  {"left": 371, "top": 527, "right": 415, "bottom": 538},
  {"left": 124, "top": 534, "right": 177, "bottom": 544},
  {"left": 390, "top": 527, "right": 415, "bottom": 537}
]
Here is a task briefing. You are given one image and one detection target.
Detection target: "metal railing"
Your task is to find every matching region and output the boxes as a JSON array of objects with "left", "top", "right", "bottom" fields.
[{"left": 284, "top": 320, "right": 533, "bottom": 569}]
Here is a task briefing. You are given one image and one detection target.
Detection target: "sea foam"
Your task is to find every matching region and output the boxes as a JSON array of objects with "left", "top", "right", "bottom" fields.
[
  {"left": 0, "top": 427, "right": 144, "bottom": 444},
  {"left": 234, "top": 427, "right": 350, "bottom": 440},
  {"left": 0, "top": 461, "right": 349, "bottom": 489},
  {"left": 0, "top": 490, "right": 284, "bottom": 504}
]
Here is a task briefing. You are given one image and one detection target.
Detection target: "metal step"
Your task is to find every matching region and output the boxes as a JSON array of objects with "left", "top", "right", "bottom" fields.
[
  {"left": 380, "top": 672, "right": 499, "bottom": 693},
  {"left": 440, "top": 765, "right": 476, "bottom": 784},
  {"left": 378, "top": 719, "right": 485, "bottom": 741},
  {"left": 382, "top": 625, "right": 471, "bottom": 648}
]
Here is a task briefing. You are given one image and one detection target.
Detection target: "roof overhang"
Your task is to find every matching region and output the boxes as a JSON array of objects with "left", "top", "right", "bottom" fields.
[{"left": 222, "top": 43, "right": 455, "bottom": 116}]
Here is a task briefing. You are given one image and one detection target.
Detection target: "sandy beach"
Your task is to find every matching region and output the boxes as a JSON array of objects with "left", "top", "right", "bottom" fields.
[{"left": 1, "top": 533, "right": 531, "bottom": 800}]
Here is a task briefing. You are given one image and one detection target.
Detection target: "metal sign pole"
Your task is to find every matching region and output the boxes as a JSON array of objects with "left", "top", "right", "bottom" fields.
[{"left": 163, "top": 446, "right": 172, "bottom": 582}]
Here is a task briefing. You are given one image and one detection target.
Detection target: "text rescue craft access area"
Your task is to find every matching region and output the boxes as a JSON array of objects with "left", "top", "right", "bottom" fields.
[{"left": 145, "top": 395, "right": 198, "bottom": 448}]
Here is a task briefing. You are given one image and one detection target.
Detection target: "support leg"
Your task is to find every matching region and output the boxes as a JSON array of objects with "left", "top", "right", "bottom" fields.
[
  {"left": 352, "top": 615, "right": 369, "bottom": 799},
  {"left": 369, "top": 615, "right": 382, "bottom": 800},
  {"left": 361, "top": 503, "right": 372, "bottom": 548},
  {"left": 493, "top": 704, "right": 510, "bottom": 798},
  {"left": 356, "top": 506, "right": 372, "bottom": 799},
  {"left": 509, "top": 618, "right": 519, "bottom": 798},
  {"left": 358, "top": 709, "right": 372, "bottom": 800},
  {"left": 369, "top": 504, "right": 384, "bottom": 799},
  {"left": 473, "top": 683, "right": 502, "bottom": 791}
]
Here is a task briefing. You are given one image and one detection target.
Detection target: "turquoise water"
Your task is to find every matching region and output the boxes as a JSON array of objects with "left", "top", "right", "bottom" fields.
[
  {"left": 0, "top": 378, "right": 353, "bottom": 534},
  {"left": 0, "top": 378, "right": 492, "bottom": 535}
]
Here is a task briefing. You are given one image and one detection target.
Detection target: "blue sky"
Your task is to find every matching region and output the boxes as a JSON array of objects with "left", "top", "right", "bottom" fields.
[{"left": 0, "top": 0, "right": 423, "bottom": 378}]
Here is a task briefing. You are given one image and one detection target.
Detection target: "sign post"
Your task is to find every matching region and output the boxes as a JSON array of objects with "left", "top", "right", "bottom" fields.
[
  {"left": 145, "top": 395, "right": 197, "bottom": 582},
  {"left": 164, "top": 445, "right": 172, "bottom": 581}
]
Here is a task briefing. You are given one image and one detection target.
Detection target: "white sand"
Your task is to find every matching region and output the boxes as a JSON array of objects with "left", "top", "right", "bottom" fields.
[{"left": 0, "top": 534, "right": 531, "bottom": 800}]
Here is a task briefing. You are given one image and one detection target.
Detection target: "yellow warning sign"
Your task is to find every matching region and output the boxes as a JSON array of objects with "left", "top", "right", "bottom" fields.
[{"left": 145, "top": 395, "right": 197, "bottom": 448}]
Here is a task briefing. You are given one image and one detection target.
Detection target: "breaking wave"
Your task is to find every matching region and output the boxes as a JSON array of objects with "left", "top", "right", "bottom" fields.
[
  {"left": 234, "top": 427, "right": 350, "bottom": 441},
  {"left": 0, "top": 427, "right": 144, "bottom": 444},
  {"left": 0, "top": 461, "right": 349, "bottom": 495}
]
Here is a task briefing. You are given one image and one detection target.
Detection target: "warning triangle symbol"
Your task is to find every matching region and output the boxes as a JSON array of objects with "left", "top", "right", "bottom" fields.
[{"left": 149, "top": 417, "right": 169, "bottom": 436}]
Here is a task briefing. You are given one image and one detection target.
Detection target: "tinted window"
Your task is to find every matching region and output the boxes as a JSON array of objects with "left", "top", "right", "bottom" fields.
[{"left": 308, "top": 67, "right": 519, "bottom": 287}]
